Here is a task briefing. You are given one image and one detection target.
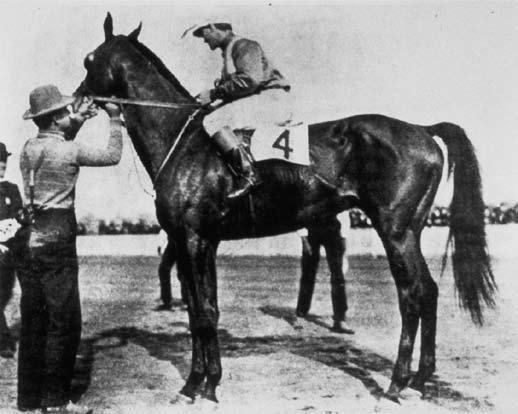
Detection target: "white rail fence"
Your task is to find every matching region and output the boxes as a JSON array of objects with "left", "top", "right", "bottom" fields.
[{"left": 76, "top": 225, "right": 518, "bottom": 258}]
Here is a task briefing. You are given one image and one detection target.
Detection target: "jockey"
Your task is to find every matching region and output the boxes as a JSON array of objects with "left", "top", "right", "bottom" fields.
[{"left": 190, "top": 22, "right": 292, "bottom": 199}]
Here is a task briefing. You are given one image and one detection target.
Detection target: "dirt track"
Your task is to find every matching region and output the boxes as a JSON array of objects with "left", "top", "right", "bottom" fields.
[{"left": 1, "top": 255, "right": 516, "bottom": 413}]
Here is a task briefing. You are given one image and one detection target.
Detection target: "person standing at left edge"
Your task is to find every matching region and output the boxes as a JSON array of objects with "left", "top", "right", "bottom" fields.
[
  {"left": 17, "top": 85, "right": 123, "bottom": 414},
  {"left": 0, "top": 142, "right": 23, "bottom": 358}
]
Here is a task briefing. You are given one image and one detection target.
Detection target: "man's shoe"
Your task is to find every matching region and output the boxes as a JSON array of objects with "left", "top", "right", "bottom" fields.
[
  {"left": 154, "top": 302, "right": 173, "bottom": 311},
  {"left": 331, "top": 320, "right": 355, "bottom": 334},
  {"left": 43, "top": 401, "right": 92, "bottom": 414}
]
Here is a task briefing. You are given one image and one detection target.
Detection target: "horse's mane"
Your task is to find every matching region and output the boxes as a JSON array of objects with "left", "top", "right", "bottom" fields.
[{"left": 128, "top": 37, "right": 195, "bottom": 101}]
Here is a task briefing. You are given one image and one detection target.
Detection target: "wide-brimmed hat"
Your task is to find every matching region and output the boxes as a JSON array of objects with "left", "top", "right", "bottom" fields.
[
  {"left": 23, "top": 84, "right": 75, "bottom": 120},
  {"left": 0, "top": 142, "right": 11, "bottom": 162},
  {"left": 181, "top": 22, "right": 233, "bottom": 39}
]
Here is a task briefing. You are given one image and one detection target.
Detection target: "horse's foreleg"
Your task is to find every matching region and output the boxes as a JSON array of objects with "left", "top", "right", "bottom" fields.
[
  {"left": 202, "top": 250, "right": 221, "bottom": 402},
  {"left": 177, "top": 229, "right": 221, "bottom": 402},
  {"left": 158, "top": 241, "right": 175, "bottom": 308}
]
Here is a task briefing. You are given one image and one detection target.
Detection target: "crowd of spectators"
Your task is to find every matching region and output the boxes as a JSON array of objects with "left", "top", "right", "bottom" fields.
[
  {"left": 349, "top": 203, "right": 518, "bottom": 228},
  {"left": 76, "top": 216, "right": 161, "bottom": 235},
  {"left": 76, "top": 203, "right": 518, "bottom": 235}
]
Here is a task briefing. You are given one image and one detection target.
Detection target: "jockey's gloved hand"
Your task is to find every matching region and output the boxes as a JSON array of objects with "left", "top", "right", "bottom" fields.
[{"left": 195, "top": 89, "right": 213, "bottom": 106}]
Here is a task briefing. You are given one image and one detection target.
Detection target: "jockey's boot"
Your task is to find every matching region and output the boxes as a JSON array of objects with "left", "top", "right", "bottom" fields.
[
  {"left": 224, "top": 145, "right": 259, "bottom": 200},
  {"left": 212, "top": 128, "right": 259, "bottom": 200}
]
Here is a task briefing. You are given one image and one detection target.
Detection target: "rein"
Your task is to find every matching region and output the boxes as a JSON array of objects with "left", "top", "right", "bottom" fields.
[
  {"left": 89, "top": 95, "right": 203, "bottom": 192},
  {"left": 91, "top": 95, "right": 201, "bottom": 109}
]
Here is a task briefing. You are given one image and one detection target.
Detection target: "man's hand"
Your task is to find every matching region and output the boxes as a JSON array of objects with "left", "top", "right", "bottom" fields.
[
  {"left": 195, "top": 89, "right": 213, "bottom": 106},
  {"left": 71, "top": 97, "right": 98, "bottom": 123},
  {"left": 104, "top": 103, "right": 122, "bottom": 119},
  {"left": 0, "top": 244, "right": 9, "bottom": 254}
]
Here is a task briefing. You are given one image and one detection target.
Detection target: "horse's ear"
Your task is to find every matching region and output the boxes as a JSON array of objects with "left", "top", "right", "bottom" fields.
[
  {"left": 104, "top": 12, "right": 114, "bottom": 41},
  {"left": 128, "top": 22, "right": 142, "bottom": 40}
]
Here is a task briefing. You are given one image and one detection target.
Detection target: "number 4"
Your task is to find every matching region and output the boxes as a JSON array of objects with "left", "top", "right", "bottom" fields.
[{"left": 272, "top": 130, "right": 293, "bottom": 159}]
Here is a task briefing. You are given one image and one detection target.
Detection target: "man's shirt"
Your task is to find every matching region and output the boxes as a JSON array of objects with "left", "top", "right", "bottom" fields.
[
  {"left": 212, "top": 35, "right": 291, "bottom": 102},
  {"left": 19, "top": 120, "right": 123, "bottom": 210}
]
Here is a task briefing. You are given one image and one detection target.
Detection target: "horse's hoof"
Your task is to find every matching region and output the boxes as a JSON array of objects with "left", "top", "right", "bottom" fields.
[
  {"left": 384, "top": 392, "right": 400, "bottom": 404},
  {"left": 171, "top": 391, "right": 194, "bottom": 405},
  {"left": 408, "top": 377, "right": 425, "bottom": 394},
  {"left": 201, "top": 384, "right": 219, "bottom": 403},
  {"left": 179, "top": 385, "right": 197, "bottom": 401}
]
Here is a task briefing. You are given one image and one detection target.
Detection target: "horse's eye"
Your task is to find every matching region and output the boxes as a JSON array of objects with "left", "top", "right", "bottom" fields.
[{"left": 84, "top": 53, "right": 95, "bottom": 69}]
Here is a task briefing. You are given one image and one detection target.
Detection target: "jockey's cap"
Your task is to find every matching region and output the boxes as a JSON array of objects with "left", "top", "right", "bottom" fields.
[{"left": 181, "top": 22, "right": 233, "bottom": 39}]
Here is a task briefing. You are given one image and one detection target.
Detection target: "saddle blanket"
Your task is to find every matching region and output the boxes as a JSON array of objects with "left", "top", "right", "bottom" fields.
[{"left": 249, "top": 123, "right": 310, "bottom": 166}]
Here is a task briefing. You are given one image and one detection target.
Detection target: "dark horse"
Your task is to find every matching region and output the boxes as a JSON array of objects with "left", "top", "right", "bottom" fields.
[{"left": 76, "top": 14, "right": 496, "bottom": 403}]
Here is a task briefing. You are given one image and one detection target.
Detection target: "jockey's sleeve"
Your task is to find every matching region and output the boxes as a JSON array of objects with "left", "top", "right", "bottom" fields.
[
  {"left": 77, "top": 118, "right": 123, "bottom": 166},
  {"left": 211, "top": 39, "right": 264, "bottom": 101}
]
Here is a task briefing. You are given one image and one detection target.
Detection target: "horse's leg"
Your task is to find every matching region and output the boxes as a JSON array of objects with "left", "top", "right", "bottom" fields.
[
  {"left": 176, "top": 228, "right": 221, "bottom": 402},
  {"left": 375, "top": 169, "right": 441, "bottom": 400},
  {"left": 157, "top": 241, "right": 175, "bottom": 309},
  {"left": 0, "top": 257, "right": 16, "bottom": 358},
  {"left": 380, "top": 229, "right": 422, "bottom": 400},
  {"left": 296, "top": 230, "right": 321, "bottom": 318},
  {"left": 406, "top": 173, "right": 442, "bottom": 392}
]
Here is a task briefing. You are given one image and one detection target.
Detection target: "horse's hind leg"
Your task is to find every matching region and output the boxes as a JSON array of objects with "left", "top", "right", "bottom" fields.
[
  {"left": 380, "top": 229, "right": 422, "bottom": 400},
  {"left": 176, "top": 228, "right": 221, "bottom": 402},
  {"left": 408, "top": 172, "right": 442, "bottom": 392},
  {"left": 376, "top": 169, "right": 441, "bottom": 400}
]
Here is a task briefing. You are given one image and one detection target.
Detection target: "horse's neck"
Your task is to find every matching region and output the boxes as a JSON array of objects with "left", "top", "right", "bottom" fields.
[{"left": 121, "top": 62, "right": 195, "bottom": 179}]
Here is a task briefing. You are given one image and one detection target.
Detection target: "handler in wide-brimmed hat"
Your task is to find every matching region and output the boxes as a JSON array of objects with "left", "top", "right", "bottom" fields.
[{"left": 17, "top": 84, "right": 123, "bottom": 414}]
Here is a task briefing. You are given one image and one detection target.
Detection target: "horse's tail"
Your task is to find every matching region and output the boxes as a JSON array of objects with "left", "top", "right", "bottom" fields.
[{"left": 425, "top": 122, "right": 496, "bottom": 325}]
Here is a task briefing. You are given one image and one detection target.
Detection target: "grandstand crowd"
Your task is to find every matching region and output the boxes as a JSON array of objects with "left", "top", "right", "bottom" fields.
[{"left": 76, "top": 204, "right": 518, "bottom": 235}]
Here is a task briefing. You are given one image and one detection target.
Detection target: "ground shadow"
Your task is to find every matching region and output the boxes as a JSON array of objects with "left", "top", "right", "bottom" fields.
[
  {"left": 3, "top": 306, "right": 490, "bottom": 412},
  {"left": 73, "top": 316, "right": 489, "bottom": 412},
  {"left": 259, "top": 304, "right": 490, "bottom": 411}
]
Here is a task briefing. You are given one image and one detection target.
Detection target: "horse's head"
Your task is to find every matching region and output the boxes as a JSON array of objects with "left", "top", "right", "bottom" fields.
[{"left": 75, "top": 13, "right": 142, "bottom": 98}]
